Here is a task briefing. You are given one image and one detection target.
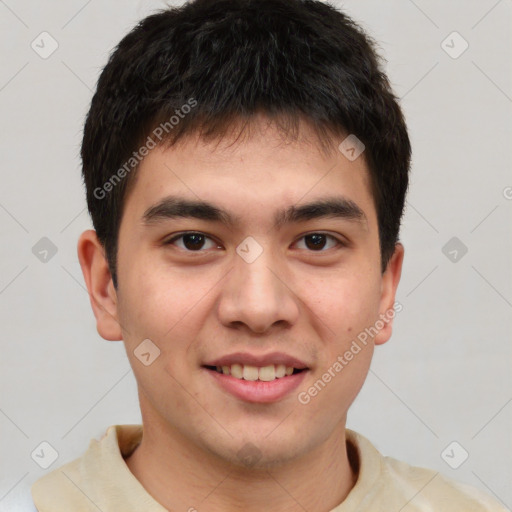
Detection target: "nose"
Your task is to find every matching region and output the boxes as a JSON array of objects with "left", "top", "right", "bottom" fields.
[{"left": 216, "top": 249, "right": 300, "bottom": 334}]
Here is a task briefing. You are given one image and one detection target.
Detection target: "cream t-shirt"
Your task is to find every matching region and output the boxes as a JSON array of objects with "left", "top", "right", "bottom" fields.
[{"left": 31, "top": 425, "right": 507, "bottom": 511}]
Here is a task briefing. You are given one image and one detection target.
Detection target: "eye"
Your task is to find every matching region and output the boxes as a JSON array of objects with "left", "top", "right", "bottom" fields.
[
  {"left": 164, "top": 232, "right": 220, "bottom": 251},
  {"left": 295, "top": 233, "right": 343, "bottom": 251},
  {"left": 164, "top": 231, "right": 344, "bottom": 253}
]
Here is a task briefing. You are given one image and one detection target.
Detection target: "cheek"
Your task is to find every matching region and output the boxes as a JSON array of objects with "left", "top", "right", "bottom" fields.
[
  {"left": 301, "top": 268, "right": 382, "bottom": 337},
  {"left": 116, "top": 259, "right": 219, "bottom": 376},
  {"left": 117, "top": 253, "right": 188, "bottom": 335},
  {"left": 116, "top": 267, "right": 201, "bottom": 407}
]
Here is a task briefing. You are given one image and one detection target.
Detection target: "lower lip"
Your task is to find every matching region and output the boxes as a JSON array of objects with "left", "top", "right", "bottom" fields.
[{"left": 205, "top": 368, "right": 308, "bottom": 403}]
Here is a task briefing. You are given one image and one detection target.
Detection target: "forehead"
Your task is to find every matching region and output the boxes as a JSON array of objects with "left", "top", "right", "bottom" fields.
[{"left": 123, "top": 118, "right": 376, "bottom": 229}]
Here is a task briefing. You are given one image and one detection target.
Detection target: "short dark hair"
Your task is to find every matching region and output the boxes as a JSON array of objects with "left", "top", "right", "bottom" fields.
[{"left": 81, "top": 0, "right": 411, "bottom": 288}]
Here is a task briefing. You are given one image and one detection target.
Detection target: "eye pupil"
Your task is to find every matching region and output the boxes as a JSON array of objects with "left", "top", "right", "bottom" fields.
[
  {"left": 305, "top": 234, "right": 326, "bottom": 250},
  {"left": 172, "top": 232, "right": 337, "bottom": 253},
  {"left": 183, "top": 233, "right": 205, "bottom": 250}
]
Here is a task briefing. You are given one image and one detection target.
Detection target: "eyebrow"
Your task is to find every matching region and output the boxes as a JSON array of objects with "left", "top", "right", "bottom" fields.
[{"left": 142, "top": 195, "right": 367, "bottom": 229}]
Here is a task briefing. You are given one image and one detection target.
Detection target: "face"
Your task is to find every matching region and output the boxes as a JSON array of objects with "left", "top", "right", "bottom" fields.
[{"left": 81, "top": 118, "right": 403, "bottom": 469}]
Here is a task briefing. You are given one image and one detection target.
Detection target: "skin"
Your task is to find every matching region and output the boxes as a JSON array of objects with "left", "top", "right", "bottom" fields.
[{"left": 78, "top": 116, "right": 404, "bottom": 512}]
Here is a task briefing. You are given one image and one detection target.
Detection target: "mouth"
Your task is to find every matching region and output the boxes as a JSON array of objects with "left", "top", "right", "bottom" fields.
[
  {"left": 201, "top": 353, "right": 310, "bottom": 403},
  {"left": 203, "top": 364, "right": 307, "bottom": 382}
]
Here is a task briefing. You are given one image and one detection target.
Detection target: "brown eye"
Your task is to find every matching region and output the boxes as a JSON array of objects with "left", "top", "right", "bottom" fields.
[
  {"left": 166, "top": 232, "right": 218, "bottom": 251},
  {"left": 295, "top": 233, "right": 342, "bottom": 251}
]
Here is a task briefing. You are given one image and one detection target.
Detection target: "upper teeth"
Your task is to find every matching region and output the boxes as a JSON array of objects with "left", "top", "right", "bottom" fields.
[{"left": 215, "top": 364, "right": 295, "bottom": 381}]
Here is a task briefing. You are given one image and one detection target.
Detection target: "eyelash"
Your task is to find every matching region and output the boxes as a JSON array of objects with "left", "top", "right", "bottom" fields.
[{"left": 164, "top": 231, "right": 345, "bottom": 252}]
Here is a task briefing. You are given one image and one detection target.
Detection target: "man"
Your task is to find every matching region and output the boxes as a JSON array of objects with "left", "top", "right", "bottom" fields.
[{"left": 31, "top": 0, "right": 506, "bottom": 510}]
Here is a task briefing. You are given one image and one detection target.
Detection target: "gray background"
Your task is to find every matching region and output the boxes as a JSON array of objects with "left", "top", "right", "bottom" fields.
[{"left": 1, "top": 0, "right": 511, "bottom": 509}]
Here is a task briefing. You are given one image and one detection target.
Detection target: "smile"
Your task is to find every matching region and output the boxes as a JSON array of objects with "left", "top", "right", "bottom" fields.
[
  {"left": 203, "top": 365, "right": 309, "bottom": 403},
  {"left": 204, "top": 363, "right": 305, "bottom": 382}
]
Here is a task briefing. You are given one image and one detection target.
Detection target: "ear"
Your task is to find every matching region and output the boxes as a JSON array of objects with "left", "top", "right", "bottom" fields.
[
  {"left": 374, "top": 243, "right": 404, "bottom": 346},
  {"left": 77, "top": 230, "right": 122, "bottom": 341}
]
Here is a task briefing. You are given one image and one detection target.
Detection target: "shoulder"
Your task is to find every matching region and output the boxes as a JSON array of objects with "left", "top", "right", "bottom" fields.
[
  {"left": 30, "top": 454, "right": 87, "bottom": 511},
  {"left": 345, "top": 430, "right": 507, "bottom": 512},
  {"left": 30, "top": 425, "right": 126, "bottom": 511},
  {"left": 380, "top": 452, "right": 507, "bottom": 511}
]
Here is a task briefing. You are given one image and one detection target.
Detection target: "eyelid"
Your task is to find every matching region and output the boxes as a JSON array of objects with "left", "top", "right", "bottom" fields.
[
  {"left": 164, "top": 231, "right": 221, "bottom": 248},
  {"left": 293, "top": 232, "right": 346, "bottom": 250},
  {"left": 164, "top": 231, "right": 346, "bottom": 251}
]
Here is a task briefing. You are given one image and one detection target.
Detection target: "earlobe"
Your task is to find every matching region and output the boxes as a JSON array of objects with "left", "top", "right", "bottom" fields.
[
  {"left": 374, "top": 243, "right": 404, "bottom": 346},
  {"left": 77, "top": 230, "right": 123, "bottom": 341}
]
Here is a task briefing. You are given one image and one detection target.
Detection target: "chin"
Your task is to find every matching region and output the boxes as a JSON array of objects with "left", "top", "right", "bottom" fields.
[{"left": 203, "top": 430, "right": 313, "bottom": 471}]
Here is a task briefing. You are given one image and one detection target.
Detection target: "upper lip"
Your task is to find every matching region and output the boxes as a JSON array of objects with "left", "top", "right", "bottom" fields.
[{"left": 204, "top": 352, "right": 309, "bottom": 370}]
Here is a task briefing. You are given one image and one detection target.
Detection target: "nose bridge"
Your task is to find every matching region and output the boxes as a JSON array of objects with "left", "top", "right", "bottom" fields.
[
  {"left": 239, "top": 249, "right": 280, "bottom": 300},
  {"left": 217, "top": 244, "right": 299, "bottom": 332}
]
